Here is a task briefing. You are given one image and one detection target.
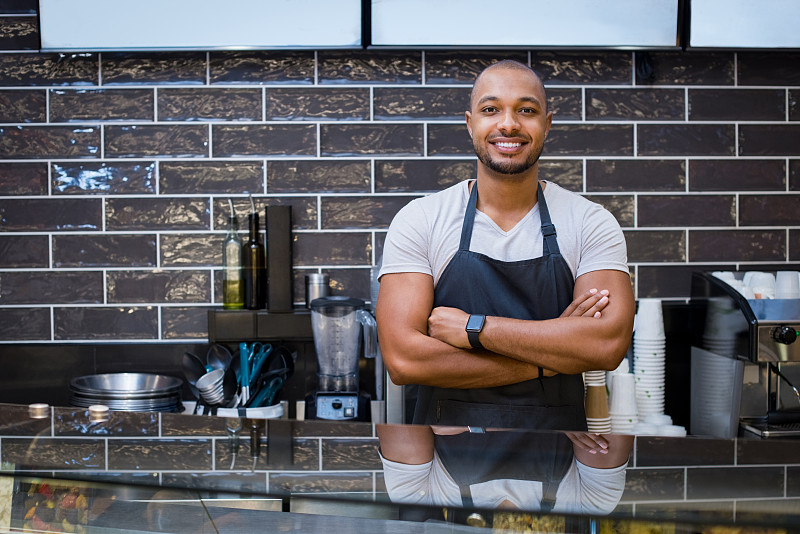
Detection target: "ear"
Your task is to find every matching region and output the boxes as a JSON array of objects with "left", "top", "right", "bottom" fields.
[
  {"left": 544, "top": 110, "right": 553, "bottom": 138},
  {"left": 465, "top": 110, "right": 473, "bottom": 138}
]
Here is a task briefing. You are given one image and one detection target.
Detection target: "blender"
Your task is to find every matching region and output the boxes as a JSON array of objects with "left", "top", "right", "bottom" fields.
[{"left": 307, "top": 296, "right": 377, "bottom": 420}]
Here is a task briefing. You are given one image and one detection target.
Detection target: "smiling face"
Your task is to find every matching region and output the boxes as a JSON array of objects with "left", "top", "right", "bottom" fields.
[{"left": 466, "top": 63, "right": 552, "bottom": 177}]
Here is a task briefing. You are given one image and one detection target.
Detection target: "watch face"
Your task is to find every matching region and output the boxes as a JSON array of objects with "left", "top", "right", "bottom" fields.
[{"left": 466, "top": 314, "right": 485, "bottom": 332}]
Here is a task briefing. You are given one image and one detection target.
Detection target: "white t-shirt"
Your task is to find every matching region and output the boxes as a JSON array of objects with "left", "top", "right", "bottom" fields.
[
  {"left": 379, "top": 180, "right": 628, "bottom": 285},
  {"left": 380, "top": 450, "right": 628, "bottom": 516}
]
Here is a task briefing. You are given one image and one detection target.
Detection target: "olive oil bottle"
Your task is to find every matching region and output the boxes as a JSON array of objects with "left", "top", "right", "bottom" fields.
[
  {"left": 222, "top": 199, "right": 244, "bottom": 309},
  {"left": 243, "top": 197, "right": 266, "bottom": 309}
]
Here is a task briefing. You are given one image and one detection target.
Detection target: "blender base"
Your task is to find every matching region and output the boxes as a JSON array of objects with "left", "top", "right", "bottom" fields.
[{"left": 305, "top": 392, "right": 371, "bottom": 421}]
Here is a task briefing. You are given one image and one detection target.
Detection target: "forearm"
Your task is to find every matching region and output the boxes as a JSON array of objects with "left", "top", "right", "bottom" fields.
[
  {"left": 380, "top": 326, "right": 543, "bottom": 388},
  {"left": 480, "top": 314, "right": 629, "bottom": 374}
]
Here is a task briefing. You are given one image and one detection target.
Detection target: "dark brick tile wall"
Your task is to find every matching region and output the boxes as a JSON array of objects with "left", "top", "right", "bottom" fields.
[{"left": 1, "top": 11, "right": 799, "bottom": 342}]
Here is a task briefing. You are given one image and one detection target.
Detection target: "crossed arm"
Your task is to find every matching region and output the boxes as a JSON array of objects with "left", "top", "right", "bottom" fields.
[{"left": 376, "top": 268, "right": 635, "bottom": 389}]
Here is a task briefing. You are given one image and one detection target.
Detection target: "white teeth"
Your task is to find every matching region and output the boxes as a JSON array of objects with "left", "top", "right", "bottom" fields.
[{"left": 496, "top": 142, "right": 521, "bottom": 148}]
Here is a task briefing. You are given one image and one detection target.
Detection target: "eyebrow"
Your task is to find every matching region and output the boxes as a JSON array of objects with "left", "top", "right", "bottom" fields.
[{"left": 476, "top": 95, "right": 544, "bottom": 107}]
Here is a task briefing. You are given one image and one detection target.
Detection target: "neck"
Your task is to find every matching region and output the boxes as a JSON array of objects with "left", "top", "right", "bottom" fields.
[{"left": 473, "top": 165, "right": 542, "bottom": 231}]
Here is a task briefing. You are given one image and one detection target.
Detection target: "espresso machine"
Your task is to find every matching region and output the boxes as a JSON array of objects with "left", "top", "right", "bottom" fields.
[
  {"left": 306, "top": 296, "right": 377, "bottom": 421},
  {"left": 690, "top": 271, "right": 800, "bottom": 438}
]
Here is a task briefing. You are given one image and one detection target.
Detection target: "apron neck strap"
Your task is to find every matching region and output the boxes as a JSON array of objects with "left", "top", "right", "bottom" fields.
[{"left": 459, "top": 181, "right": 561, "bottom": 254}]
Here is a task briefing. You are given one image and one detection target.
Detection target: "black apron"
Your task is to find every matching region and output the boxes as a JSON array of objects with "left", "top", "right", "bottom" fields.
[
  {"left": 413, "top": 180, "right": 587, "bottom": 432},
  {"left": 434, "top": 429, "right": 574, "bottom": 515}
]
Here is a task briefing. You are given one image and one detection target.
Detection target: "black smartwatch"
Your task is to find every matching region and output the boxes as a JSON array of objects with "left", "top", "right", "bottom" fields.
[{"left": 465, "top": 314, "right": 486, "bottom": 350}]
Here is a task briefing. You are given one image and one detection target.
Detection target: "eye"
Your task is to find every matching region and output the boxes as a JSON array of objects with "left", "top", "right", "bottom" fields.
[
  {"left": 480, "top": 105, "right": 499, "bottom": 113},
  {"left": 519, "top": 107, "right": 537, "bottom": 114}
]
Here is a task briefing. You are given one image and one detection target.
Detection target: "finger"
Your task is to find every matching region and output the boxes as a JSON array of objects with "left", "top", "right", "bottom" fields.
[{"left": 560, "top": 288, "right": 599, "bottom": 317}]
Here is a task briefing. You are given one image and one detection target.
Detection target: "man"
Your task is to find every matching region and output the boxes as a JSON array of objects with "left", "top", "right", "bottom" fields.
[{"left": 376, "top": 60, "right": 635, "bottom": 431}]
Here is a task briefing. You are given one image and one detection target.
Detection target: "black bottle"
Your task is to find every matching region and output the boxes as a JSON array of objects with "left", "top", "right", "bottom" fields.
[{"left": 243, "top": 211, "right": 266, "bottom": 309}]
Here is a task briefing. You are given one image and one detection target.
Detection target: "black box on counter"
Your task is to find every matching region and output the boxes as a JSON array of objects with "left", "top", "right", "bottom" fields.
[{"left": 266, "top": 205, "right": 293, "bottom": 312}]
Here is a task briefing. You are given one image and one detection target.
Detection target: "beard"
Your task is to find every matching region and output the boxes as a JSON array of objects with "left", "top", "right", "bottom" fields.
[{"left": 473, "top": 137, "right": 545, "bottom": 175}]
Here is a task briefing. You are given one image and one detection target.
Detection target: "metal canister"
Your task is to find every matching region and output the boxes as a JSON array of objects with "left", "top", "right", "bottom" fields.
[{"left": 305, "top": 273, "right": 330, "bottom": 307}]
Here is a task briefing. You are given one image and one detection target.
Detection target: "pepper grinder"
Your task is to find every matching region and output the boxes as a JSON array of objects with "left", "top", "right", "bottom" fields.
[{"left": 243, "top": 195, "right": 266, "bottom": 309}]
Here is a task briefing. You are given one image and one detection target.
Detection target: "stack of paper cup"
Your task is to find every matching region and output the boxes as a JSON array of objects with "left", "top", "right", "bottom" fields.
[
  {"left": 775, "top": 271, "right": 800, "bottom": 299},
  {"left": 702, "top": 296, "right": 747, "bottom": 357},
  {"left": 633, "top": 299, "right": 666, "bottom": 416},
  {"left": 608, "top": 372, "right": 638, "bottom": 433},
  {"left": 584, "top": 370, "right": 611, "bottom": 433}
]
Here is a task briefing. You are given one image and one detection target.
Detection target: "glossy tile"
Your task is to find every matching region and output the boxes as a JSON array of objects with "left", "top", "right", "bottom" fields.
[
  {"left": 0, "top": 198, "right": 101, "bottom": 231},
  {"left": 424, "top": 51, "right": 528, "bottom": 84},
  {"left": 108, "top": 438, "right": 212, "bottom": 470},
  {"left": 531, "top": 51, "right": 632, "bottom": 85},
  {"left": 373, "top": 87, "right": 469, "bottom": 120},
  {"left": 53, "top": 234, "right": 156, "bottom": 267},
  {"left": 426, "top": 123, "right": 472, "bottom": 156},
  {"left": 689, "top": 160, "right": 785, "bottom": 191},
  {"left": 53, "top": 161, "right": 156, "bottom": 194},
  {"left": 639, "top": 52, "right": 734, "bottom": 85},
  {"left": 318, "top": 51, "right": 421, "bottom": 84},
  {"left": 50, "top": 88, "right": 154, "bottom": 122},
  {"left": 209, "top": 51, "right": 315, "bottom": 85},
  {"left": 740, "top": 194, "right": 800, "bottom": 226},
  {"left": 269, "top": 472, "right": 375, "bottom": 494},
  {"left": 292, "top": 232, "right": 371, "bottom": 266},
  {"left": 0, "top": 307, "right": 50, "bottom": 341},
  {"left": 1, "top": 437, "right": 105, "bottom": 470},
  {"left": 637, "top": 195, "right": 734, "bottom": 226},
  {"left": 54, "top": 306, "right": 158, "bottom": 339},
  {"left": 0, "top": 162, "right": 47, "bottom": 195},
  {"left": 586, "top": 160, "right": 685, "bottom": 192},
  {"left": 375, "top": 159, "right": 473, "bottom": 193},
  {"left": 0, "top": 16, "right": 37, "bottom": 50},
  {"left": 216, "top": 197, "right": 317, "bottom": 231},
  {"left": 738, "top": 52, "right": 800, "bottom": 86},
  {"left": 107, "top": 270, "right": 210, "bottom": 303},
  {"left": 268, "top": 160, "right": 370, "bottom": 194},
  {"left": 54, "top": 408, "right": 159, "bottom": 437},
  {"left": 158, "top": 88, "right": 262, "bottom": 121},
  {"left": 638, "top": 124, "right": 735, "bottom": 156},
  {"left": 101, "top": 52, "right": 206, "bottom": 85},
  {"left": 624, "top": 230, "right": 686, "bottom": 263},
  {"left": 105, "top": 124, "right": 208, "bottom": 158},
  {"left": 689, "top": 89, "right": 785, "bottom": 121},
  {"left": 321, "top": 438, "right": 381, "bottom": 470},
  {"left": 212, "top": 124, "right": 316, "bottom": 157},
  {"left": 0, "top": 88, "right": 45, "bottom": 122},
  {"left": 686, "top": 466, "right": 784, "bottom": 500},
  {"left": 320, "top": 124, "right": 423, "bottom": 156},
  {"left": 739, "top": 125, "right": 800, "bottom": 156},
  {"left": 622, "top": 468, "right": 684, "bottom": 501},
  {"left": 587, "top": 88, "right": 684, "bottom": 120},
  {"left": 105, "top": 198, "right": 210, "bottom": 231},
  {"left": 320, "top": 196, "right": 414, "bottom": 229},
  {"left": 688, "top": 230, "right": 785, "bottom": 262},
  {"left": 634, "top": 436, "right": 733, "bottom": 467},
  {"left": 160, "top": 234, "right": 220, "bottom": 267},
  {"left": 266, "top": 88, "right": 369, "bottom": 121},
  {"left": 584, "top": 194, "right": 634, "bottom": 227},
  {"left": 0, "top": 235, "right": 48, "bottom": 267},
  {"left": 545, "top": 124, "right": 633, "bottom": 156},
  {"left": 0, "top": 271, "right": 102, "bottom": 304},
  {"left": 0, "top": 53, "right": 97, "bottom": 86},
  {"left": 738, "top": 438, "right": 800, "bottom": 465},
  {"left": 547, "top": 88, "right": 582, "bottom": 120},
  {"left": 792, "top": 230, "right": 800, "bottom": 262},
  {"left": 159, "top": 160, "right": 263, "bottom": 194},
  {"left": 540, "top": 160, "right": 583, "bottom": 192},
  {"left": 161, "top": 306, "right": 210, "bottom": 339},
  {"left": 0, "top": 125, "right": 100, "bottom": 158}
]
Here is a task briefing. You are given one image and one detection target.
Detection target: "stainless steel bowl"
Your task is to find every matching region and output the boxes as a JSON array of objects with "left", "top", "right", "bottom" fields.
[{"left": 69, "top": 373, "right": 184, "bottom": 412}]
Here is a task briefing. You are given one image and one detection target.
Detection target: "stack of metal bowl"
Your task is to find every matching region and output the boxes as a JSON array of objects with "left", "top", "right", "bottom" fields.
[{"left": 69, "top": 373, "right": 184, "bottom": 412}]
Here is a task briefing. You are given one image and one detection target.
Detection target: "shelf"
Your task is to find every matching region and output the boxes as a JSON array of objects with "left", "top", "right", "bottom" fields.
[{"left": 207, "top": 309, "right": 313, "bottom": 342}]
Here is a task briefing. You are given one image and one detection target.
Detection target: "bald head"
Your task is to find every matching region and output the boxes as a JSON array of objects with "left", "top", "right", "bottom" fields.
[{"left": 469, "top": 60, "right": 548, "bottom": 113}]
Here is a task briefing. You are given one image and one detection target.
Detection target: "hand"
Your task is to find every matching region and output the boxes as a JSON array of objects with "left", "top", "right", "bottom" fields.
[
  {"left": 560, "top": 288, "right": 609, "bottom": 319},
  {"left": 428, "top": 306, "right": 471, "bottom": 349},
  {"left": 564, "top": 431, "right": 610, "bottom": 455}
]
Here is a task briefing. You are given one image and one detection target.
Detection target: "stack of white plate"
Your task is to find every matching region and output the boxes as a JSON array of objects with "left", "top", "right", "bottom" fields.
[
  {"left": 633, "top": 299, "right": 666, "bottom": 416},
  {"left": 584, "top": 370, "right": 611, "bottom": 433}
]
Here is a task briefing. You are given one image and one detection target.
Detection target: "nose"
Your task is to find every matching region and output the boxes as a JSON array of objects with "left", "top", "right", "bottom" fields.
[{"left": 497, "top": 109, "right": 520, "bottom": 133}]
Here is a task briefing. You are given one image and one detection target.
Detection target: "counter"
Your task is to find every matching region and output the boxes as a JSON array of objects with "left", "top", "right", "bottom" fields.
[{"left": 0, "top": 403, "right": 798, "bottom": 533}]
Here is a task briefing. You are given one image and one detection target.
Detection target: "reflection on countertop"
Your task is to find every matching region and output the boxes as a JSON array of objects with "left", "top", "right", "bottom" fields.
[{"left": 0, "top": 402, "right": 799, "bottom": 533}]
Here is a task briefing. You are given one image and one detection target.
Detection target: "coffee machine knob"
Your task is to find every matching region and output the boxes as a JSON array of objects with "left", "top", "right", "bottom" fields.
[{"left": 772, "top": 326, "right": 798, "bottom": 345}]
